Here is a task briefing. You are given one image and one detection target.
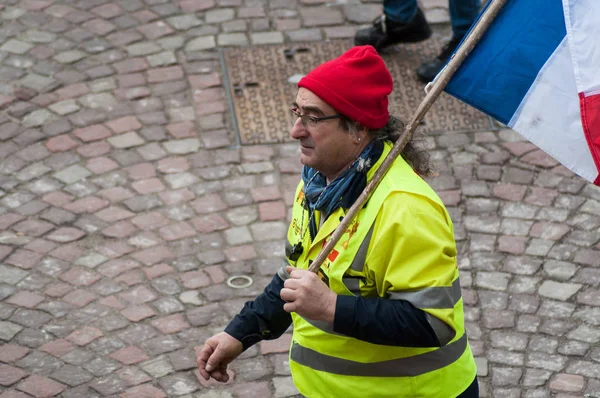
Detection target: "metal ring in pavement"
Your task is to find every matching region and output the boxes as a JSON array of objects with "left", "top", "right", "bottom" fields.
[{"left": 226, "top": 275, "right": 253, "bottom": 289}]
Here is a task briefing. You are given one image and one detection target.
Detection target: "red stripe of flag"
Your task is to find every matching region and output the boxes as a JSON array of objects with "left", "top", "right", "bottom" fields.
[{"left": 579, "top": 92, "right": 600, "bottom": 185}]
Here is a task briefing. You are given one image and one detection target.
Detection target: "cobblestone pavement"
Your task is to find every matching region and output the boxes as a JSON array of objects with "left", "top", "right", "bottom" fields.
[{"left": 0, "top": 0, "right": 599, "bottom": 397}]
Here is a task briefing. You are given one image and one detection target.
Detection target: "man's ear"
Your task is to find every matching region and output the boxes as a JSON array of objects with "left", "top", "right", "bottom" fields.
[{"left": 355, "top": 126, "right": 368, "bottom": 144}]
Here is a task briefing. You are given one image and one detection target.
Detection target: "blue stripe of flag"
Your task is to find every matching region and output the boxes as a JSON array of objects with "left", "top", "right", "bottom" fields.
[{"left": 445, "top": 0, "right": 567, "bottom": 125}]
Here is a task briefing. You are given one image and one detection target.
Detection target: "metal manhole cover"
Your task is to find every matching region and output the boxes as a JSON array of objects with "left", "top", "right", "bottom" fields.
[{"left": 222, "top": 39, "right": 494, "bottom": 145}]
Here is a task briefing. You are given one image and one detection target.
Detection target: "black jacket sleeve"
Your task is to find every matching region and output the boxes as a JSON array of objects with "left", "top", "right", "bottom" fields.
[
  {"left": 334, "top": 295, "right": 440, "bottom": 347},
  {"left": 224, "top": 274, "right": 292, "bottom": 350},
  {"left": 224, "top": 274, "right": 440, "bottom": 350}
]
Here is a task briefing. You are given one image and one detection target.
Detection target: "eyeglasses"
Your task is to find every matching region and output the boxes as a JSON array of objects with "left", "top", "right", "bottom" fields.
[{"left": 290, "top": 108, "right": 342, "bottom": 129}]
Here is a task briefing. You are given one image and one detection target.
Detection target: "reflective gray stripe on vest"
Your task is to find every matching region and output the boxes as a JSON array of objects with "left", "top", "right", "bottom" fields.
[
  {"left": 277, "top": 262, "right": 291, "bottom": 281},
  {"left": 341, "top": 224, "right": 374, "bottom": 295},
  {"left": 285, "top": 240, "right": 294, "bottom": 258},
  {"left": 426, "top": 313, "right": 456, "bottom": 346},
  {"left": 349, "top": 224, "right": 375, "bottom": 272},
  {"left": 291, "top": 333, "right": 468, "bottom": 377},
  {"left": 342, "top": 277, "right": 361, "bottom": 295},
  {"left": 301, "top": 316, "right": 343, "bottom": 336},
  {"left": 387, "top": 277, "right": 462, "bottom": 309}
]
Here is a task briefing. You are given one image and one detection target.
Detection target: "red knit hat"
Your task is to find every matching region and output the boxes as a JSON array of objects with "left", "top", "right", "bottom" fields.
[{"left": 298, "top": 45, "right": 393, "bottom": 129}]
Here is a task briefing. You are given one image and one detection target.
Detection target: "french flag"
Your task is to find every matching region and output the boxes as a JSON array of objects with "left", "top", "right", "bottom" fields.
[{"left": 445, "top": 0, "right": 600, "bottom": 185}]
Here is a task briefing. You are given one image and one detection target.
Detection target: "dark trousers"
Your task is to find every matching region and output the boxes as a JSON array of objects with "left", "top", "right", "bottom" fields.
[
  {"left": 383, "top": 0, "right": 481, "bottom": 38},
  {"left": 457, "top": 377, "right": 479, "bottom": 398}
]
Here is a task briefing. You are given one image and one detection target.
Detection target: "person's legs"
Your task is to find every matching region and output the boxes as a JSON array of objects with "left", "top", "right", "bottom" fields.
[
  {"left": 449, "top": 0, "right": 481, "bottom": 38},
  {"left": 457, "top": 377, "right": 479, "bottom": 398},
  {"left": 383, "top": 0, "right": 418, "bottom": 24},
  {"left": 415, "top": 0, "right": 481, "bottom": 83},
  {"left": 354, "top": 0, "right": 431, "bottom": 51}
]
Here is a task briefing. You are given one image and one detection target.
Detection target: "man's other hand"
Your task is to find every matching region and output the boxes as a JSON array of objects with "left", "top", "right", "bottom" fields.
[
  {"left": 281, "top": 266, "right": 337, "bottom": 323},
  {"left": 196, "top": 332, "right": 243, "bottom": 382}
]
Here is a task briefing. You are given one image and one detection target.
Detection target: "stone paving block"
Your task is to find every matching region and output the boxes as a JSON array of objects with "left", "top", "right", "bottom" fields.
[
  {"left": 121, "top": 384, "right": 167, "bottom": 398},
  {"left": 159, "top": 221, "right": 196, "bottom": 241},
  {"left": 107, "top": 131, "right": 145, "bottom": 148},
  {"left": 538, "top": 281, "right": 582, "bottom": 301},
  {"left": 138, "top": 356, "right": 172, "bottom": 380},
  {"left": 272, "top": 376, "right": 298, "bottom": 397},
  {"left": 48, "top": 99, "right": 80, "bottom": 116},
  {"left": 1, "top": 39, "right": 34, "bottom": 55},
  {"left": 147, "top": 66, "right": 184, "bottom": 83},
  {"left": 166, "top": 106, "right": 195, "bottom": 122},
  {"left": 50, "top": 364, "right": 94, "bottom": 387},
  {"left": 189, "top": 73, "right": 221, "bottom": 90},
  {"left": 43, "top": 135, "right": 77, "bottom": 156},
  {"left": 200, "top": 129, "right": 231, "bottom": 149},
  {"left": 150, "top": 314, "right": 190, "bottom": 334},
  {"left": 147, "top": 51, "right": 177, "bottom": 67},
  {"left": 549, "top": 373, "right": 585, "bottom": 392},
  {"left": 16, "top": 163, "right": 51, "bottom": 182},
  {"left": 53, "top": 50, "right": 87, "bottom": 64},
  {"left": 62, "top": 289, "right": 97, "bottom": 308},
  {"left": 163, "top": 138, "right": 201, "bottom": 154},
  {"left": 109, "top": 346, "right": 150, "bottom": 365},
  {"left": 23, "top": 109, "right": 54, "bottom": 127},
  {"left": 156, "top": 36, "right": 185, "bottom": 50},
  {"left": 158, "top": 372, "right": 198, "bottom": 396},
  {"left": 105, "top": 116, "right": 142, "bottom": 134},
  {"left": 17, "top": 374, "right": 66, "bottom": 397},
  {"left": 47, "top": 245, "right": 84, "bottom": 265},
  {"left": 250, "top": 222, "right": 286, "bottom": 241},
  {"left": 52, "top": 165, "right": 92, "bottom": 185},
  {"left": 6, "top": 291, "right": 45, "bottom": 309},
  {"left": 185, "top": 36, "right": 217, "bottom": 51},
  {"left": 89, "top": 373, "right": 130, "bottom": 395},
  {"left": 138, "top": 21, "right": 175, "bottom": 40},
  {"left": 85, "top": 156, "right": 119, "bottom": 175},
  {"left": 39, "top": 339, "right": 74, "bottom": 358},
  {"left": 0, "top": 363, "right": 28, "bottom": 386},
  {"left": 66, "top": 326, "right": 103, "bottom": 346},
  {"left": 218, "top": 33, "right": 249, "bottom": 46},
  {"left": 566, "top": 324, "right": 600, "bottom": 344},
  {"left": 566, "top": 360, "right": 600, "bottom": 379},
  {"left": 5, "top": 249, "right": 43, "bottom": 269},
  {"left": 163, "top": 172, "right": 199, "bottom": 190},
  {"left": 101, "top": 221, "right": 138, "bottom": 238},
  {"left": 44, "top": 227, "right": 85, "bottom": 243},
  {"left": 158, "top": 188, "right": 195, "bottom": 207},
  {"left": 82, "top": 18, "right": 117, "bottom": 36},
  {"left": 131, "top": 178, "right": 165, "bottom": 195},
  {"left": 73, "top": 125, "right": 112, "bottom": 143},
  {"left": 0, "top": 264, "right": 27, "bottom": 286},
  {"left": 286, "top": 28, "right": 323, "bottom": 42},
  {"left": 299, "top": 6, "right": 343, "bottom": 26},
  {"left": 90, "top": 3, "right": 122, "bottom": 18},
  {"left": 126, "top": 41, "right": 162, "bottom": 56},
  {"left": 78, "top": 92, "right": 119, "bottom": 110},
  {"left": 162, "top": 122, "right": 193, "bottom": 140},
  {"left": 0, "top": 321, "right": 24, "bottom": 342},
  {"left": 0, "top": 344, "right": 30, "bottom": 363},
  {"left": 343, "top": 4, "right": 381, "bottom": 23}
]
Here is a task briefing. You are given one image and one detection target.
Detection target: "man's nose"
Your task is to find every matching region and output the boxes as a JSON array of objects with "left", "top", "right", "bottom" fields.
[{"left": 289, "top": 118, "right": 308, "bottom": 140}]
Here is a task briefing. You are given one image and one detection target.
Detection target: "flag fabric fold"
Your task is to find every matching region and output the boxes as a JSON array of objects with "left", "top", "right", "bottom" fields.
[{"left": 445, "top": 0, "right": 600, "bottom": 185}]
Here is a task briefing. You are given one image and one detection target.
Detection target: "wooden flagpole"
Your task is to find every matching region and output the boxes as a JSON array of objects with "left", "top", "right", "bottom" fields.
[{"left": 308, "top": 0, "right": 508, "bottom": 274}]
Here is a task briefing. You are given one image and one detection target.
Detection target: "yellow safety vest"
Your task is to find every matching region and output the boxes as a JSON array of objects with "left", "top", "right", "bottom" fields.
[{"left": 281, "top": 141, "right": 476, "bottom": 398}]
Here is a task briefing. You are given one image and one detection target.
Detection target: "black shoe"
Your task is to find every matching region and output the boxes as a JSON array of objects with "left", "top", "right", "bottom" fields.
[
  {"left": 416, "top": 36, "right": 463, "bottom": 83},
  {"left": 354, "top": 9, "right": 432, "bottom": 51}
]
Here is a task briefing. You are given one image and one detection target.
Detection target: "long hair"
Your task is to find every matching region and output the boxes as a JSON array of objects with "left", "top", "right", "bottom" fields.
[{"left": 339, "top": 115, "right": 433, "bottom": 177}]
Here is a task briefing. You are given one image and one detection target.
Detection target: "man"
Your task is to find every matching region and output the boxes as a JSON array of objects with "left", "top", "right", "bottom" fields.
[
  {"left": 354, "top": 0, "right": 481, "bottom": 83},
  {"left": 197, "top": 46, "right": 478, "bottom": 397}
]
